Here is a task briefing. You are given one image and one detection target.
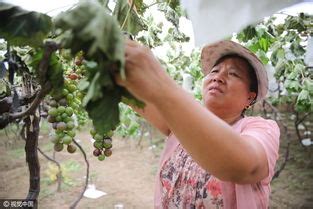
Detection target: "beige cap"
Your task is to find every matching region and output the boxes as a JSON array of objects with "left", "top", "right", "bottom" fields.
[{"left": 201, "top": 40, "right": 268, "bottom": 102}]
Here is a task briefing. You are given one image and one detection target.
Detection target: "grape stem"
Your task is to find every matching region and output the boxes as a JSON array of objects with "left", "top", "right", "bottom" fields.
[{"left": 70, "top": 138, "right": 90, "bottom": 209}]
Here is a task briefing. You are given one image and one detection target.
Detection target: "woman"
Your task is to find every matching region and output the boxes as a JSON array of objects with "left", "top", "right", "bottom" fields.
[{"left": 115, "top": 40, "right": 280, "bottom": 209}]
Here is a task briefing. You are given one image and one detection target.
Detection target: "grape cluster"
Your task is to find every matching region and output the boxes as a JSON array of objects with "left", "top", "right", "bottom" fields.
[
  {"left": 48, "top": 100, "right": 77, "bottom": 154},
  {"left": 47, "top": 79, "right": 82, "bottom": 154},
  {"left": 63, "top": 75, "right": 88, "bottom": 127},
  {"left": 90, "top": 129, "right": 113, "bottom": 161}
]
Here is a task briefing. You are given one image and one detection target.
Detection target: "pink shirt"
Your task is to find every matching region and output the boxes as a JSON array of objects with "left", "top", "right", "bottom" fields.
[{"left": 154, "top": 116, "right": 280, "bottom": 209}]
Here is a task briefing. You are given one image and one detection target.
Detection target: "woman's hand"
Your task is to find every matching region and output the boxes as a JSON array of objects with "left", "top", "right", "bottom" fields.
[{"left": 115, "top": 39, "right": 175, "bottom": 104}]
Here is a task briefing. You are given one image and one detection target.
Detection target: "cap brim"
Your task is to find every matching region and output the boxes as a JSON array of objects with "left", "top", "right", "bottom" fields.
[{"left": 201, "top": 40, "right": 268, "bottom": 102}]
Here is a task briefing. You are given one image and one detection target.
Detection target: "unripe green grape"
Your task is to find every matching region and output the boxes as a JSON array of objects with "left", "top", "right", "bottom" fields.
[
  {"left": 65, "top": 107, "right": 74, "bottom": 116},
  {"left": 55, "top": 115, "right": 62, "bottom": 122},
  {"left": 56, "top": 132, "right": 65, "bottom": 140},
  {"left": 67, "top": 130, "right": 76, "bottom": 138},
  {"left": 74, "top": 98, "right": 81, "bottom": 105},
  {"left": 66, "top": 93, "right": 74, "bottom": 101},
  {"left": 67, "top": 121, "right": 75, "bottom": 130},
  {"left": 94, "top": 134, "right": 102, "bottom": 141},
  {"left": 62, "top": 89, "right": 69, "bottom": 96},
  {"left": 98, "top": 154, "right": 105, "bottom": 161},
  {"left": 105, "top": 130, "right": 114, "bottom": 137},
  {"left": 103, "top": 142, "right": 112, "bottom": 149},
  {"left": 90, "top": 129, "right": 96, "bottom": 137},
  {"left": 93, "top": 141, "right": 103, "bottom": 149},
  {"left": 57, "top": 106, "right": 66, "bottom": 113},
  {"left": 68, "top": 84, "right": 77, "bottom": 93},
  {"left": 64, "top": 117, "right": 72, "bottom": 123},
  {"left": 76, "top": 92, "right": 84, "bottom": 99},
  {"left": 72, "top": 103, "right": 79, "bottom": 110},
  {"left": 48, "top": 108, "right": 58, "bottom": 117},
  {"left": 62, "top": 135, "right": 72, "bottom": 145},
  {"left": 61, "top": 113, "right": 68, "bottom": 119}
]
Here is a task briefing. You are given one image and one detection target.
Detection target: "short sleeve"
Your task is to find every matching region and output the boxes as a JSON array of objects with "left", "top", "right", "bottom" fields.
[{"left": 239, "top": 117, "right": 280, "bottom": 184}]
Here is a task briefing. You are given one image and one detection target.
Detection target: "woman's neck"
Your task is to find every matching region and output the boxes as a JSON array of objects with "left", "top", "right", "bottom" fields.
[{"left": 211, "top": 110, "right": 243, "bottom": 125}]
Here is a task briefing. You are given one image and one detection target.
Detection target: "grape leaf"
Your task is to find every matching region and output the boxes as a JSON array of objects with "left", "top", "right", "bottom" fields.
[
  {"left": 54, "top": 1, "right": 144, "bottom": 135},
  {"left": 54, "top": 1, "right": 125, "bottom": 69},
  {"left": 86, "top": 88, "right": 121, "bottom": 135},
  {"left": 29, "top": 49, "right": 64, "bottom": 93},
  {"left": 113, "top": 0, "right": 147, "bottom": 35},
  {"left": 0, "top": 2, "right": 52, "bottom": 47}
]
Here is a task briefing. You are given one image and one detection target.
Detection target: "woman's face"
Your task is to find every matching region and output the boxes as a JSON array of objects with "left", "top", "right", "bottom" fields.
[{"left": 202, "top": 57, "right": 256, "bottom": 116}]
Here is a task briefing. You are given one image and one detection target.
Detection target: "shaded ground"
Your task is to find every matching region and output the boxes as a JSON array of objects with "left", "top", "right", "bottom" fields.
[{"left": 0, "top": 124, "right": 312, "bottom": 209}]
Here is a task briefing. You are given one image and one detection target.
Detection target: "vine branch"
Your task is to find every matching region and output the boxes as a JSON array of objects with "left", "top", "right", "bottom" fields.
[{"left": 70, "top": 139, "right": 89, "bottom": 209}]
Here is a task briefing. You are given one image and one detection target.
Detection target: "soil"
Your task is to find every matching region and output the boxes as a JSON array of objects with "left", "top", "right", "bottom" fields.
[{"left": 0, "top": 125, "right": 312, "bottom": 209}]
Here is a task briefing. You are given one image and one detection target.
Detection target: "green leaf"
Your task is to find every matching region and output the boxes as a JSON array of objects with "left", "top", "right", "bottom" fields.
[
  {"left": 258, "top": 37, "right": 269, "bottom": 52},
  {"left": 133, "top": 0, "right": 147, "bottom": 15},
  {"left": 54, "top": 1, "right": 125, "bottom": 71},
  {"left": 237, "top": 25, "right": 257, "bottom": 42},
  {"left": 158, "top": 3, "right": 180, "bottom": 28},
  {"left": 285, "top": 79, "right": 301, "bottom": 92},
  {"left": 164, "top": 0, "right": 180, "bottom": 11},
  {"left": 82, "top": 72, "right": 102, "bottom": 106},
  {"left": 86, "top": 88, "right": 121, "bottom": 135},
  {"left": 113, "top": 0, "right": 147, "bottom": 35},
  {"left": 0, "top": 2, "right": 52, "bottom": 47},
  {"left": 48, "top": 52, "right": 64, "bottom": 93},
  {"left": 256, "top": 50, "right": 269, "bottom": 64},
  {"left": 303, "top": 79, "right": 313, "bottom": 93},
  {"left": 98, "top": 0, "right": 112, "bottom": 13},
  {"left": 297, "top": 89, "right": 310, "bottom": 101},
  {"left": 290, "top": 39, "right": 305, "bottom": 57}
]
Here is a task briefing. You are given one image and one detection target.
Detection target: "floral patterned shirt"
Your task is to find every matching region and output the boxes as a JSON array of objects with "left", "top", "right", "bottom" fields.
[{"left": 160, "top": 144, "right": 223, "bottom": 209}]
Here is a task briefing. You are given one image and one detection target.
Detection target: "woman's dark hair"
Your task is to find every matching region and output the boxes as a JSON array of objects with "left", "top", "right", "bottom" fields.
[{"left": 213, "top": 54, "right": 258, "bottom": 103}]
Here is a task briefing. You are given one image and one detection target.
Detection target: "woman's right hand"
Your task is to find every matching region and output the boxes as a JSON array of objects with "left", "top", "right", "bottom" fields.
[{"left": 115, "top": 39, "right": 175, "bottom": 104}]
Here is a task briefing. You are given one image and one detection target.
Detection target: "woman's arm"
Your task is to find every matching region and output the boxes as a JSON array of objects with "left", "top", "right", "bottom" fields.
[
  {"left": 149, "top": 81, "right": 269, "bottom": 184},
  {"left": 131, "top": 102, "right": 171, "bottom": 136},
  {"left": 116, "top": 40, "right": 269, "bottom": 184}
]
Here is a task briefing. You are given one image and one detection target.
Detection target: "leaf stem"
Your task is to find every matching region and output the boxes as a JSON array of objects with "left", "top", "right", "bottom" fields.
[{"left": 121, "top": 0, "right": 135, "bottom": 30}]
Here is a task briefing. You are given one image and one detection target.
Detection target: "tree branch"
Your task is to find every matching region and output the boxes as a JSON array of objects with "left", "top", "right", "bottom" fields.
[{"left": 24, "top": 114, "right": 40, "bottom": 206}]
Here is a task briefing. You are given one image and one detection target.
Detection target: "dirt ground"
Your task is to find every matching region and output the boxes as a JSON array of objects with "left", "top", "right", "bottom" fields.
[{"left": 0, "top": 125, "right": 312, "bottom": 209}]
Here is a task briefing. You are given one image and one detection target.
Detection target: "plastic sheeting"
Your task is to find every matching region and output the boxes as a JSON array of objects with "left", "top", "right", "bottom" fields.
[{"left": 180, "top": 0, "right": 301, "bottom": 47}]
